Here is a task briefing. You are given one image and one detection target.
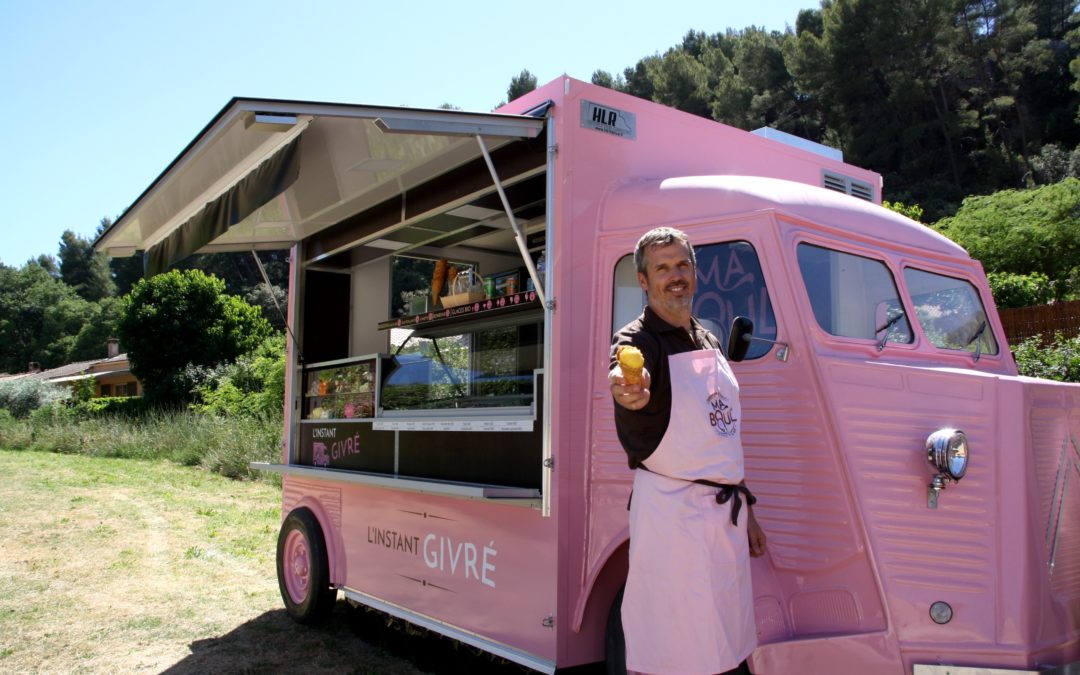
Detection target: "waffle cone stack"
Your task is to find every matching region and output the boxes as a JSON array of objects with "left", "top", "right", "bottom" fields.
[{"left": 431, "top": 259, "right": 448, "bottom": 304}]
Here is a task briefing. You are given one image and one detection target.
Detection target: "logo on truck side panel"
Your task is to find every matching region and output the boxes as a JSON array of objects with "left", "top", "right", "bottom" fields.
[
  {"left": 365, "top": 519, "right": 499, "bottom": 589},
  {"left": 581, "top": 100, "right": 636, "bottom": 139}
]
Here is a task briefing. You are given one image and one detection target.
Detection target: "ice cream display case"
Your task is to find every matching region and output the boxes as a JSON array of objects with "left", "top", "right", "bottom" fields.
[{"left": 302, "top": 355, "right": 382, "bottom": 420}]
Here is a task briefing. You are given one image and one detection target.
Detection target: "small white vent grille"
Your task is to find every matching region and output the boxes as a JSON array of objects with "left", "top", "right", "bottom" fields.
[{"left": 822, "top": 171, "right": 874, "bottom": 202}]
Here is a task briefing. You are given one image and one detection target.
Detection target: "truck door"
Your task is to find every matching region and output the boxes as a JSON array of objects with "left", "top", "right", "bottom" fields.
[{"left": 609, "top": 224, "right": 892, "bottom": 660}]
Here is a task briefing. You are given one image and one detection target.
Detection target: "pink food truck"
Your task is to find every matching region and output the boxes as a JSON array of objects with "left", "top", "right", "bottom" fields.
[{"left": 96, "top": 77, "right": 1079, "bottom": 673}]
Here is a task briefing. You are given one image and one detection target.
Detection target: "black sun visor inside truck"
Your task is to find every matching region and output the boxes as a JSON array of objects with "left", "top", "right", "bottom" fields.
[{"left": 93, "top": 98, "right": 548, "bottom": 276}]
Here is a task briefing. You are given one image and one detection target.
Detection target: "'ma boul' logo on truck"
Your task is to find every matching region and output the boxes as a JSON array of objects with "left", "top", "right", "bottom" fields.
[{"left": 581, "top": 100, "right": 636, "bottom": 140}]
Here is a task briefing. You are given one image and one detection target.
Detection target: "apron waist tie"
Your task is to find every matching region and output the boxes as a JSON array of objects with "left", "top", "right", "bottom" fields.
[
  {"left": 637, "top": 465, "right": 756, "bottom": 526},
  {"left": 699, "top": 481, "right": 756, "bottom": 527}
]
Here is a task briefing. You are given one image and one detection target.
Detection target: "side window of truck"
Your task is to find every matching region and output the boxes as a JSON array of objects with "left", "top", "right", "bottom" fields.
[
  {"left": 797, "top": 243, "right": 914, "bottom": 344},
  {"left": 903, "top": 267, "right": 999, "bottom": 355},
  {"left": 612, "top": 240, "right": 778, "bottom": 360}
]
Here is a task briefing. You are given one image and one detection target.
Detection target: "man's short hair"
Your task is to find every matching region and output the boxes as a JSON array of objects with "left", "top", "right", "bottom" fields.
[{"left": 634, "top": 227, "right": 696, "bottom": 275}]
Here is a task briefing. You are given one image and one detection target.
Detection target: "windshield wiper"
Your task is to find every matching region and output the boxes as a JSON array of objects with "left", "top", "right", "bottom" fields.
[
  {"left": 876, "top": 310, "right": 906, "bottom": 351},
  {"left": 964, "top": 320, "right": 987, "bottom": 362}
]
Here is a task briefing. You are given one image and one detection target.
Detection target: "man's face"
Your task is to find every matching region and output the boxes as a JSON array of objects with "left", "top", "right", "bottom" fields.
[{"left": 637, "top": 240, "right": 696, "bottom": 319}]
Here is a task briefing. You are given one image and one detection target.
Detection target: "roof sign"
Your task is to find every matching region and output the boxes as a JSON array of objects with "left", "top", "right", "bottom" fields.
[{"left": 581, "top": 100, "right": 635, "bottom": 140}]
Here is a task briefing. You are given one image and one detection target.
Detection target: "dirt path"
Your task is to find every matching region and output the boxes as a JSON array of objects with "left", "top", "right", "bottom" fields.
[{"left": 0, "top": 450, "right": 439, "bottom": 674}]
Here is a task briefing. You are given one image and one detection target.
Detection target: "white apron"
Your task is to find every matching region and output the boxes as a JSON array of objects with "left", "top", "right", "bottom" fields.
[{"left": 622, "top": 348, "right": 757, "bottom": 675}]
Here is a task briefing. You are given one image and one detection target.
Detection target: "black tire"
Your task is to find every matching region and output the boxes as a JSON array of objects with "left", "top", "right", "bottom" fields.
[
  {"left": 605, "top": 586, "right": 627, "bottom": 675},
  {"left": 276, "top": 507, "right": 337, "bottom": 625}
]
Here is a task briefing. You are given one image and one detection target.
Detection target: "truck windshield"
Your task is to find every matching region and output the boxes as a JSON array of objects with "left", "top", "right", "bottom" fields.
[
  {"left": 902, "top": 268, "right": 998, "bottom": 355},
  {"left": 797, "top": 243, "right": 913, "bottom": 344}
]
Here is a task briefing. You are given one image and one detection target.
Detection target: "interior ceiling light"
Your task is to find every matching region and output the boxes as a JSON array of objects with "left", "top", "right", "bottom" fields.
[
  {"left": 244, "top": 112, "right": 298, "bottom": 133},
  {"left": 365, "top": 238, "right": 408, "bottom": 250},
  {"left": 447, "top": 205, "right": 502, "bottom": 220},
  {"left": 348, "top": 158, "right": 406, "bottom": 172}
]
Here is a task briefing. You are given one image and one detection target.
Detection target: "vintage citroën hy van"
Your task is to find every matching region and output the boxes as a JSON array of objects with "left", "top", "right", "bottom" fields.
[{"left": 96, "top": 77, "right": 1079, "bottom": 674}]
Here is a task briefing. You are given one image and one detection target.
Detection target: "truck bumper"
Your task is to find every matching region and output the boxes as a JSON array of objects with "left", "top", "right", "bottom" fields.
[{"left": 914, "top": 663, "right": 1080, "bottom": 675}]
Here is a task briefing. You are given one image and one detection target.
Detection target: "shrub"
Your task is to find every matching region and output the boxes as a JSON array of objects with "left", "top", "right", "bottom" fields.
[
  {"left": 0, "top": 406, "right": 282, "bottom": 481},
  {"left": 1012, "top": 333, "right": 1080, "bottom": 382},
  {"left": 933, "top": 179, "right": 1080, "bottom": 300},
  {"left": 69, "top": 396, "right": 149, "bottom": 418},
  {"left": 987, "top": 271, "right": 1055, "bottom": 309},
  {"left": 0, "top": 378, "right": 71, "bottom": 418},
  {"left": 883, "top": 200, "right": 925, "bottom": 223},
  {"left": 192, "top": 334, "right": 285, "bottom": 418},
  {"left": 198, "top": 413, "right": 284, "bottom": 478}
]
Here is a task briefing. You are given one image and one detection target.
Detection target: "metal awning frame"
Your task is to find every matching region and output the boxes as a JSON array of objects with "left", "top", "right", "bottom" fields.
[{"left": 93, "top": 97, "right": 547, "bottom": 269}]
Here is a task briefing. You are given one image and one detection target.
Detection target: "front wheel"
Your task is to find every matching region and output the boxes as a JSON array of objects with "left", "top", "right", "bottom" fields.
[
  {"left": 605, "top": 586, "right": 626, "bottom": 675},
  {"left": 276, "top": 507, "right": 337, "bottom": 625}
]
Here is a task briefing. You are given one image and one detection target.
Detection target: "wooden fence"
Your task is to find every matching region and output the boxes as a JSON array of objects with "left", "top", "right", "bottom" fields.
[{"left": 998, "top": 299, "right": 1080, "bottom": 345}]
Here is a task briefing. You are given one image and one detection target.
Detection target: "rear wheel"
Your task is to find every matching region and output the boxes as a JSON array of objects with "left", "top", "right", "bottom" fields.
[
  {"left": 277, "top": 507, "right": 337, "bottom": 625},
  {"left": 605, "top": 586, "right": 626, "bottom": 675}
]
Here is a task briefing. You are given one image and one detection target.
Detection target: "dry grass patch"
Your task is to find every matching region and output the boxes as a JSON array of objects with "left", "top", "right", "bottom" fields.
[{"left": 0, "top": 450, "right": 425, "bottom": 674}]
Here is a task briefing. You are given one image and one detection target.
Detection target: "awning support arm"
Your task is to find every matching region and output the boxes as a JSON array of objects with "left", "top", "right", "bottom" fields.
[
  {"left": 251, "top": 249, "right": 304, "bottom": 365},
  {"left": 475, "top": 135, "right": 546, "bottom": 307}
]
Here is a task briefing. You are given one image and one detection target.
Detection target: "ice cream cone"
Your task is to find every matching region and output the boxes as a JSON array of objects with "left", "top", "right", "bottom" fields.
[{"left": 617, "top": 345, "right": 645, "bottom": 385}]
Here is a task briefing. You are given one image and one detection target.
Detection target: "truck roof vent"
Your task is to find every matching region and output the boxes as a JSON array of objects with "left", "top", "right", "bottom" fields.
[{"left": 822, "top": 170, "right": 874, "bottom": 202}]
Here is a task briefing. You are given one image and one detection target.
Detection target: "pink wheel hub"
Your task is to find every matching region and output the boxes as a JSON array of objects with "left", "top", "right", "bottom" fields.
[{"left": 283, "top": 529, "right": 311, "bottom": 604}]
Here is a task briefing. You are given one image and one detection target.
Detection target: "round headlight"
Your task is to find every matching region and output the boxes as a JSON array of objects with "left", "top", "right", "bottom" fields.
[{"left": 926, "top": 429, "right": 968, "bottom": 481}]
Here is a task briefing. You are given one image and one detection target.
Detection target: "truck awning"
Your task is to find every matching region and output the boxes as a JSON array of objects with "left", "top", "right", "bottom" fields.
[{"left": 94, "top": 98, "right": 547, "bottom": 274}]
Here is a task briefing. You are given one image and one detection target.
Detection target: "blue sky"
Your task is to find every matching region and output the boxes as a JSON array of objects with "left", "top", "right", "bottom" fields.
[{"left": 0, "top": 0, "right": 814, "bottom": 268}]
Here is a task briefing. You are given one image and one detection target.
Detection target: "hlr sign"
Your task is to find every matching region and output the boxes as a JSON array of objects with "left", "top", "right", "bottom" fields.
[{"left": 581, "top": 99, "right": 636, "bottom": 140}]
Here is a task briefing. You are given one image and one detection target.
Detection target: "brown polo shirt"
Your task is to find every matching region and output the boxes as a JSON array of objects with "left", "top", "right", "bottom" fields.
[{"left": 610, "top": 306, "right": 723, "bottom": 468}]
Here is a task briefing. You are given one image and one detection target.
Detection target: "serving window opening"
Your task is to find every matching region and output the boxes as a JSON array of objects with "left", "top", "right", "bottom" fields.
[{"left": 290, "top": 132, "right": 550, "bottom": 496}]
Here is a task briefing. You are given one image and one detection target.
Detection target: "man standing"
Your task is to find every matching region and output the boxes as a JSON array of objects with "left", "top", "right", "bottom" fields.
[{"left": 609, "top": 227, "right": 766, "bottom": 675}]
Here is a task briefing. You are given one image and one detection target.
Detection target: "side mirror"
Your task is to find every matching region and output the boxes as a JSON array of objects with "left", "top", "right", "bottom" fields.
[
  {"left": 727, "top": 316, "right": 754, "bottom": 362},
  {"left": 726, "top": 315, "right": 791, "bottom": 363}
]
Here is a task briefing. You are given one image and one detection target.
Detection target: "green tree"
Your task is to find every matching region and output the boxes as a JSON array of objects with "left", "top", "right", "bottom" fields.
[
  {"left": 591, "top": 69, "right": 625, "bottom": 90},
  {"left": 622, "top": 54, "right": 663, "bottom": 101},
  {"left": 30, "top": 254, "right": 60, "bottom": 278},
  {"left": 117, "top": 269, "right": 272, "bottom": 404},
  {"left": 169, "top": 251, "right": 289, "bottom": 330},
  {"left": 68, "top": 297, "right": 125, "bottom": 362},
  {"left": 97, "top": 217, "right": 144, "bottom": 295},
  {"left": 591, "top": 0, "right": 1078, "bottom": 217},
  {"left": 653, "top": 48, "right": 712, "bottom": 118},
  {"left": 0, "top": 263, "right": 95, "bottom": 373},
  {"left": 245, "top": 282, "right": 288, "bottom": 331},
  {"left": 788, "top": 0, "right": 974, "bottom": 205},
  {"left": 177, "top": 251, "right": 288, "bottom": 298},
  {"left": 507, "top": 69, "right": 538, "bottom": 102},
  {"left": 58, "top": 229, "right": 115, "bottom": 301}
]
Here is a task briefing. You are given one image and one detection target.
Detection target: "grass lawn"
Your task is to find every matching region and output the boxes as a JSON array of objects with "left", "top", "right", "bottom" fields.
[{"left": 0, "top": 449, "right": 426, "bottom": 674}]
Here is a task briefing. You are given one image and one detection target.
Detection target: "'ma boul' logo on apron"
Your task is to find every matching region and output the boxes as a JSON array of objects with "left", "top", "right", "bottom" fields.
[{"left": 706, "top": 391, "right": 737, "bottom": 436}]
